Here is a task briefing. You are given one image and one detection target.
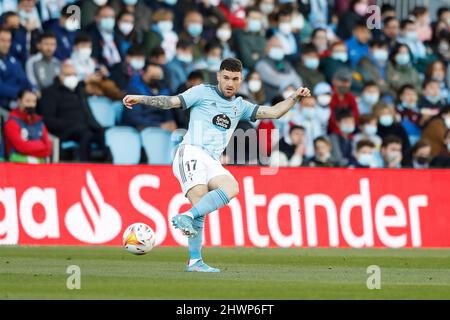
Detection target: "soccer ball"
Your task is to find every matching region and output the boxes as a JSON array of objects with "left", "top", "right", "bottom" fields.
[{"left": 122, "top": 223, "right": 156, "bottom": 255}]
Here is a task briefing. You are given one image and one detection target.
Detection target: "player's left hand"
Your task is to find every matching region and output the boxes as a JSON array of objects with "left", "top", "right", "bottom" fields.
[{"left": 294, "top": 87, "right": 311, "bottom": 99}]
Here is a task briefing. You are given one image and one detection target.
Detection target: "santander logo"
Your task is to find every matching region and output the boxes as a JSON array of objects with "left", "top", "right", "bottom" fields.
[{"left": 65, "top": 171, "right": 122, "bottom": 243}]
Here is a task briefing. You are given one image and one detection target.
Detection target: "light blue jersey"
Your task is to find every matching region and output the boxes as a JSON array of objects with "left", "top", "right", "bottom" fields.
[{"left": 178, "top": 84, "right": 259, "bottom": 160}]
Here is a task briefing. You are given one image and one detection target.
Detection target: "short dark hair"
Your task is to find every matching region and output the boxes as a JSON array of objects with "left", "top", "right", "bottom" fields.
[
  {"left": 74, "top": 33, "right": 92, "bottom": 45},
  {"left": 397, "top": 84, "right": 416, "bottom": 96},
  {"left": 358, "top": 114, "right": 376, "bottom": 126},
  {"left": 411, "top": 6, "right": 428, "bottom": 17},
  {"left": 1, "top": 11, "right": 19, "bottom": 23},
  {"left": 149, "top": 46, "right": 165, "bottom": 58},
  {"left": 220, "top": 58, "right": 242, "bottom": 72},
  {"left": 437, "top": 7, "right": 450, "bottom": 19},
  {"left": 411, "top": 139, "right": 431, "bottom": 154},
  {"left": 314, "top": 136, "right": 331, "bottom": 147},
  {"left": 289, "top": 125, "right": 305, "bottom": 135},
  {"left": 38, "top": 31, "right": 56, "bottom": 42},
  {"left": 335, "top": 108, "right": 354, "bottom": 122},
  {"left": 302, "top": 43, "right": 319, "bottom": 55},
  {"left": 383, "top": 16, "right": 398, "bottom": 27},
  {"left": 363, "top": 80, "right": 378, "bottom": 90},
  {"left": 176, "top": 39, "right": 193, "bottom": 50},
  {"left": 356, "top": 139, "right": 376, "bottom": 151},
  {"left": 369, "top": 38, "right": 388, "bottom": 48},
  {"left": 204, "top": 40, "right": 222, "bottom": 54},
  {"left": 0, "top": 27, "right": 11, "bottom": 36},
  {"left": 422, "top": 78, "right": 439, "bottom": 89},
  {"left": 400, "top": 19, "right": 415, "bottom": 29},
  {"left": 381, "top": 4, "right": 395, "bottom": 13},
  {"left": 127, "top": 45, "right": 145, "bottom": 57},
  {"left": 311, "top": 28, "right": 327, "bottom": 39},
  {"left": 187, "top": 70, "right": 204, "bottom": 81},
  {"left": 17, "top": 89, "right": 36, "bottom": 99},
  {"left": 382, "top": 135, "right": 403, "bottom": 148}
]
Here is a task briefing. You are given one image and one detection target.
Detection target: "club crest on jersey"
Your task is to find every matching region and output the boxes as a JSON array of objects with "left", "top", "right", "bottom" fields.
[{"left": 212, "top": 114, "right": 231, "bottom": 131}]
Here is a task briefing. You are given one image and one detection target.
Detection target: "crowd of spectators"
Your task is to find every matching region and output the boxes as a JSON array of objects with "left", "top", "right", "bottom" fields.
[{"left": 0, "top": 0, "right": 449, "bottom": 169}]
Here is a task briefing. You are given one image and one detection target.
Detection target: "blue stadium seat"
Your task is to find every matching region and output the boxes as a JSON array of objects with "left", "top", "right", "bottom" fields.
[
  {"left": 87, "top": 96, "right": 117, "bottom": 128},
  {"left": 140, "top": 127, "right": 176, "bottom": 164},
  {"left": 105, "top": 126, "right": 141, "bottom": 164}
]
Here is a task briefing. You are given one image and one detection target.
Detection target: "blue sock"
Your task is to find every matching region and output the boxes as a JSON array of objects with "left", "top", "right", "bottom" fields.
[
  {"left": 188, "top": 216, "right": 204, "bottom": 260},
  {"left": 189, "top": 188, "right": 230, "bottom": 219}
]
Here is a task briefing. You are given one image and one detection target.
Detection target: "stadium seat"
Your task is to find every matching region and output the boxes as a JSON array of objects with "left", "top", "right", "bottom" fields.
[
  {"left": 140, "top": 127, "right": 177, "bottom": 164},
  {"left": 105, "top": 126, "right": 141, "bottom": 164},
  {"left": 87, "top": 96, "right": 117, "bottom": 128}
]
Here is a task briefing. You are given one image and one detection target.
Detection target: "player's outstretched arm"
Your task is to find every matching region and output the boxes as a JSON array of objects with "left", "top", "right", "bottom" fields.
[
  {"left": 255, "top": 87, "right": 311, "bottom": 119},
  {"left": 123, "top": 95, "right": 182, "bottom": 110}
]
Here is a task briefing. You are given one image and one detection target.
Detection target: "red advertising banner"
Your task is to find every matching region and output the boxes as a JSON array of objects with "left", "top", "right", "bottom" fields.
[{"left": 0, "top": 163, "right": 449, "bottom": 248}]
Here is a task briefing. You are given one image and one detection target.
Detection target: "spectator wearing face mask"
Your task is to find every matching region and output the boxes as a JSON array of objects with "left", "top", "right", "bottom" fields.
[
  {"left": 380, "top": 135, "right": 403, "bottom": 168},
  {"left": 122, "top": 62, "right": 176, "bottom": 132},
  {"left": 215, "top": 21, "right": 235, "bottom": 59},
  {"left": 238, "top": 70, "right": 266, "bottom": 105},
  {"left": 110, "top": 44, "right": 146, "bottom": 91},
  {"left": 328, "top": 68, "right": 359, "bottom": 134},
  {"left": 336, "top": 0, "right": 368, "bottom": 41},
  {"left": 387, "top": 43, "right": 421, "bottom": 94},
  {"left": 42, "top": 4, "right": 79, "bottom": 61},
  {"left": 319, "top": 41, "right": 350, "bottom": 83},
  {"left": 397, "top": 19, "right": 427, "bottom": 63},
  {"left": 357, "top": 39, "right": 391, "bottom": 98},
  {"left": 17, "top": 0, "right": 41, "bottom": 56},
  {"left": 273, "top": 6, "right": 300, "bottom": 65},
  {"left": 4, "top": 90, "right": 51, "bottom": 163},
  {"left": 312, "top": 82, "right": 332, "bottom": 133},
  {"left": 255, "top": 36, "right": 302, "bottom": 103},
  {"left": 80, "top": 0, "right": 110, "bottom": 28},
  {"left": 310, "top": 28, "right": 330, "bottom": 58},
  {"left": 115, "top": 10, "right": 141, "bottom": 59},
  {"left": 295, "top": 44, "right": 325, "bottom": 90},
  {"left": 409, "top": 139, "right": 432, "bottom": 169},
  {"left": 357, "top": 81, "right": 381, "bottom": 115},
  {"left": 69, "top": 34, "right": 123, "bottom": 100},
  {"left": 411, "top": 6, "right": 432, "bottom": 42},
  {"left": 345, "top": 21, "right": 371, "bottom": 68},
  {"left": 430, "top": 129, "right": 450, "bottom": 168},
  {"left": 40, "top": 62, "right": 108, "bottom": 162},
  {"left": 234, "top": 6, "right": 267, "bottom": 70},
  {"left": 425, "top": 61, "right": 449, "bottom": 104},
  {"left": 142, "top": 9, "right": 178, "bottom": 61},
  {"left": 307, "top": 136, "right": 339, "bottom": 167},
  {"left": 418, "top": 79, "right": 446, "bottom": 120},
  {"left": 0, "top": 28, "right": 31, "bottom": 110},
  {"left": 422, "top": 106, "right": 450, "bottom": 157},
  {"left": 373, "top": 16, "right": 400, "bottom": 50},
  {"left": 86, "top": 5, "right": 122, "bottom": 68},
  {"left": 395, "top": 84, "right": 422, "bottom": 145},
  {"left": 110, "top": 0, "right": 153, "bottom": 34},
  {"left": 25, "top": 32, "right": 60, "bottom": 93},
  {"left": 374, "top": 102, "right": 411, "bottom": 162},
  {"left": 166, "top": 40, "right": 194, "bottom": 94},
  {"left": 352, "top": 114, "right": 382, "bottom": 151},
  {"left": 194, "top": 41, "right": 223, "bottom": 85},
  {"left": 270, "top": 125, "right": 307, "bottom": 167},
  {"left": 330, "top": 108, "right": 356, "bottom": 167},
  {"left": 349, "top": 139, "right": 377, "bottom": 168},
  {"left": 178, "top": 10, "right": 206, "bottom": 61},
  {"left": 282, "top": 95, "right": 327, "bottom": 158}
]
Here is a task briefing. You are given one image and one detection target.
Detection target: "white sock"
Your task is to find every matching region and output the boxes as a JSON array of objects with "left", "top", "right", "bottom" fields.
[
  {"left": 189, "top": 258, "right": 201, "bottom": 266},
  {"left": 182, "top": 211, "right": 194, "bottom": 219}
]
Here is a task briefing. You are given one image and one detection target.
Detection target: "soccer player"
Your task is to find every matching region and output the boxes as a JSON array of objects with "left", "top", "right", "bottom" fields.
[{"left": 123, "top": 58, "right": 310, "bottom": 272}]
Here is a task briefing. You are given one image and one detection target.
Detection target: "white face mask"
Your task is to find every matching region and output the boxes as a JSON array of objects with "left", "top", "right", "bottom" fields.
[
  {"left": 268, "top": 47, "right": 284, "bottom": 61},
  {"left": 279, "top": 22, "right": 292, "bottom": 35},
  {"left": 158, "top": 20, "right": 173, "bottom": 33},
  {"left": 445, "top": 117, "right": 450, "bottom": 129},
  {"left": 291, "top": 15, "right": 304, "bottom": 30},
  {"left": 317, "top": 94, "right": 331, "bottom": 106},
  {"left": 77, "top": 47, "right": 92, "bottom": 59},
  {"left": 93, "top": 0, "right": 108, "bottom": 6},
  {"left": 248, "top": 79, "right": 262, "bottom": 92},
  {"left": 63, "top": 75, "right": 79, "bottom": 91},
  {"left": 129, "top": 58, "right": 145, "bottom": 70},
  {"left": 216, "top": 28, "right": 232, "bottom": 42},
  {"left": 260, "top": 3, "right": 274, "bottom": 15},
  {"left": 119, "top": 22, "right": 134, "bottom": 35},
  {"left": 65, "top": 18, "right": 79, "bottom": 32}
]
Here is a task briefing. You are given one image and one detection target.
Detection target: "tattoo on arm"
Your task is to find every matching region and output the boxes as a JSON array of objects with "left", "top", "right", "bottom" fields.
[{"left": 139, "top": 96, "right": 176, "bottom": 109}]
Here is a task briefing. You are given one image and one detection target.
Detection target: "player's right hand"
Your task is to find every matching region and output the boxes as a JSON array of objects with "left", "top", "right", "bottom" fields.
[{"left": 123, "top": 95, "right": 141, "bottom": 109}]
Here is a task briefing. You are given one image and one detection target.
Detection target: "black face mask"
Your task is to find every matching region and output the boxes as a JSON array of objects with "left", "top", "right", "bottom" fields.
[
  {"left": 416, "top": 156, "right": 430, "bottom": 165},
  {"left": 24, "top": 107, "right": 36, "bottom": 115},
  {"left": 148, "top": 79, "right": 162, "bottom": 88}
]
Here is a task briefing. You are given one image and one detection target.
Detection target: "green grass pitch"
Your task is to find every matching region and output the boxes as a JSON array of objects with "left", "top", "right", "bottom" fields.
[{"left": 1, "top": 246, "right": 449, "bottom": 299}]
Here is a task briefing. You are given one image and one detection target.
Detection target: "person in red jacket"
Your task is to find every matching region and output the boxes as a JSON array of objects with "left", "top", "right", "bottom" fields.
[
  {"left": 328, "top": 68, "right": 360, "bottom": 133},
  {"left": 5, "top": 90, "right": 52, "bottom": 163}
]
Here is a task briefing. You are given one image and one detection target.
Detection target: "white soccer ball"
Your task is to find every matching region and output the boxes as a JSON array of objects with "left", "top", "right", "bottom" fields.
[{"left": 122, "top": 223, "right": 156, "bottom": 255}]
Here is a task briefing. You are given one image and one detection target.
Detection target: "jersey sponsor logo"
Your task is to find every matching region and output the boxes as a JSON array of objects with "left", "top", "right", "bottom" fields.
[{"left": 212, "top": 114, "right": 231, "bottom": 131}]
